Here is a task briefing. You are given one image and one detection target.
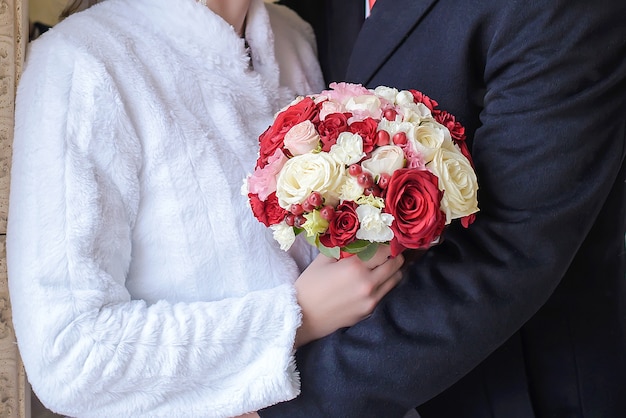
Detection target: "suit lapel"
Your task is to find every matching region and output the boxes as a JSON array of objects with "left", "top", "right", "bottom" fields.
[{"left": 346, "top": 0, "right": 438, "bottom": 84}]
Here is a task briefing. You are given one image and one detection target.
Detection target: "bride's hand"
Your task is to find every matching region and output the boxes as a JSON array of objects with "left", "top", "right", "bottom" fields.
[
  {"left": 294, "top": 245, "right": 404, "bottom": 347},
  {"left": 232, "top": 413, "right": 259, "bottom": 418}
]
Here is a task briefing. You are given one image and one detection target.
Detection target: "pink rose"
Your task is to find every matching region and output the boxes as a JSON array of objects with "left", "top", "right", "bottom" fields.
[
  {"left": 247, "top": 148, "right": 288, "bottom": 201},
  {"left": 283, "top": 120, "right": 320, "bottom": 155}
]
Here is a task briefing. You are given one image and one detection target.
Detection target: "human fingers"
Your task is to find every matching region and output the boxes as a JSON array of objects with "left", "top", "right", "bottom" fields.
[
  {"left": 361, "top": 244, "right": 393, "bottom": 269},
  {"left": 373, "top": 268, "right": 404, "bottom": 300}
]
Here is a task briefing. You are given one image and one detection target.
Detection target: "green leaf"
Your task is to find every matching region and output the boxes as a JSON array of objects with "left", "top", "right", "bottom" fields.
[
  {"left": 357, "top": 242, "right": 379, "bottom": 261},
  {"left": 343, "top": 239, "right": 372, "bottom": 253},
  {"left": 318, "top": 243, "right": 341, "bottom": 259}
]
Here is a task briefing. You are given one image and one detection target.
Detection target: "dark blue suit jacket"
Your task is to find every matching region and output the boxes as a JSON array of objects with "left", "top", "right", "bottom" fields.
[{"left": 267, "top": 0, "right": 626, "bottom": 416}]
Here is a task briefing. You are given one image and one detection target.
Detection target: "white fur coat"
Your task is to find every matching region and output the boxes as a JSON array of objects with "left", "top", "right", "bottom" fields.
[{"left": 7, "top": 0, "right": 324, "bottom": 416}]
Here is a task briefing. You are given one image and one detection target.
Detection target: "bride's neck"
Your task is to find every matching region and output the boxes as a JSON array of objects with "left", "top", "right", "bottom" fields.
[{"left": 203, "top": 0, "right": 252, "bottom": 36}]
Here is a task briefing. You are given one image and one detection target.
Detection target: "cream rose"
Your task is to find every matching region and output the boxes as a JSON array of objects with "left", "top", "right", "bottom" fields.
[
  {"left": 361, "top": 145, "right": 405, "bottom": 177},
  {"left": 409, "top": 121, "right": 447, "bottom": 163},
  {"left": 426, "top": 140, "right": 479, "bottom": 224},
  {"left": 283, "top": 120, "right": 320, "bottom": 156},
  {"left": 398, "top": 102, "right": 432, "bottom": 123},
  {"left": 330, "top": 132, "right": 366, "bottom": 165},
  {"left": 276, "top": 152, "right": 346, "bottom": 209}
]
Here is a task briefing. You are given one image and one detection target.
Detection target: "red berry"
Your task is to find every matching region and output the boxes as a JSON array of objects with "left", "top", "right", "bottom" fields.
[
  {"left": 319, "top": 205, "right": 335, "bottom": 221},
  {"left": 348, "top": 164, "right": 363, "bottom": 176},
  {"left": 294, "top": 215, "right": 306, "bottom": 228},
  {"left": 378, "top": 173, "right": 391, "bottom": 189},
  {"left": 357, "top": 172, "right": 374, "bottom": 188},
  {"left": 290, "top": 203, "right": 304, "bottom": 216},
  {"left": 384, "top": 109, "right": 397, "bottom": 121},
  {"left": 364, "top": 186, "right": 382, "bottom": 197},
  {"left": 285, "top": 214, "right": 295, "bottom": 226},
  {"left": 307, "top": 191, "right": 323, "bottom": 208},
  {"left": 302, "top": 200, "right": 315, "bottom": 212},
  {"left": 392, "top": 131, "right": 407, "bottom": 145},
  {"left": 376, "top": 130, "right": 390, "bottom": 146}
]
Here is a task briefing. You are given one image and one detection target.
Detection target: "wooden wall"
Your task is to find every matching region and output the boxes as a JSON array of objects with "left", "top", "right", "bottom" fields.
[{"left": 0, "top": 0, "right": 29, "bottom": 416}]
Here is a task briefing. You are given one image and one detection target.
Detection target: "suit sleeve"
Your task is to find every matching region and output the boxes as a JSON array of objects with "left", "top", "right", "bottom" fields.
[{"left": 260, "top": 2, "right": 626, "bottom": 416}]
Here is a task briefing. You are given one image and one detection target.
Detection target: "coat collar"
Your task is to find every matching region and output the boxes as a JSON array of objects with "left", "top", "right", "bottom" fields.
[{"left": 346, "top": 0, "right": 438, "bottom": 85}]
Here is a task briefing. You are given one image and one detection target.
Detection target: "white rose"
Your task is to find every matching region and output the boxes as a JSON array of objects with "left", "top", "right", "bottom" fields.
[
  {"left": 395, "top": 90, "right": 416, "bottom": 106},
  {"left": 271, "top": 221, "right": 296, "bottom": 251},
  {"left": 339, "top": 175, "right": 365, "bottom": 202},
  {"left": 361, "top": 145, "right": 405, "bottom": 177},
  {"left": 398, "top": 102, "right": 432, "bottom": 123},
  {"left": 409, "top": 121, "right": 447, "bottom": 163},
  {"left": 426, "top": 139, "right": 479, "bottom": 224},
  {"left": 329, "top": 132, "right": 366, "bottom": 165},
  {"left": 276, "top": 152, "right": 346, "bottom": 208},
  {"left": 345, "top": 94, "right": 382, "bottom": 119},
  {"left": 283, "top": 120, "right": 320, "bottom": 156},
  {"left": 374, "top": 86, "right": 399, "bottom": 104},
  {"left": 355, "top": 204, "right": 394, "bottom": 242}
]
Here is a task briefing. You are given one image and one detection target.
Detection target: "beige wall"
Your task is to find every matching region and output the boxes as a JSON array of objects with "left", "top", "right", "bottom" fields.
[
  {"left": 0, "top": 0, "right": 28, "bottom": 417},
  {"left": 29, "top": 0, "right": 66, "bottom": 27}
]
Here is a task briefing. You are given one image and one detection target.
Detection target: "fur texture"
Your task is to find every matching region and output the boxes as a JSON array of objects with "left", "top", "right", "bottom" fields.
[{"left": 7, "top": 0, "right": 324, "bottom": 416}]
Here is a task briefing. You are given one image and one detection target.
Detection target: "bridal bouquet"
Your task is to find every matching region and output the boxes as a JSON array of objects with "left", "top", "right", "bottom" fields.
[{"left": 245, "top": 83, "right": 479, "bottom": 260}]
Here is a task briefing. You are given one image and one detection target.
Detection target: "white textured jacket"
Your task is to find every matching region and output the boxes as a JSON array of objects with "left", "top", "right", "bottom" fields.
[{"left": 7, "top": 0, "right": 324, "bottom": 416}]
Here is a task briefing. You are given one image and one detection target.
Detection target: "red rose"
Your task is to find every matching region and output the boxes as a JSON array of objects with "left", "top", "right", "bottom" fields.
[
  {"left": 348, "top": 117, "right": 378, "bottom": 153},
  {"left": 409, "top": 89, "right": 438, "bottom": 111},
  {"left": 257, "top": 97, "right": 319, "bottom": 168},
  {"left": 433, "top": 109, "right": 466, "bottom": 142},
  {"left": 317, "top": 112, "right": 351, "bottom": 152},
  {"left": 319, "top": 201, "right": 359, "bottom": 248},
  {"left": 384, "top": 169, "right": 446, "bottom": 256},
  {"left": 248, "top": 192, "right": 287, "bottom": 227}
]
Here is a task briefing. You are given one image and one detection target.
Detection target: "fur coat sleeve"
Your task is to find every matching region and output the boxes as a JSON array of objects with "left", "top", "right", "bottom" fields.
[{"left": 7, "top": 0, "right": 325, "bottom": 417}]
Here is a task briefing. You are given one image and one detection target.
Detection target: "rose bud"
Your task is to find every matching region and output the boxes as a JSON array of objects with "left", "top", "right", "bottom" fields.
[
  {"left": 392, "top": 131, "right": 407, "bottom": 145},
  {"left": 384, "top": 108, "right": 397, "bottom": 121},
  {"left": 376, "top": 130, "right": 390, "bottom": 146}
]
